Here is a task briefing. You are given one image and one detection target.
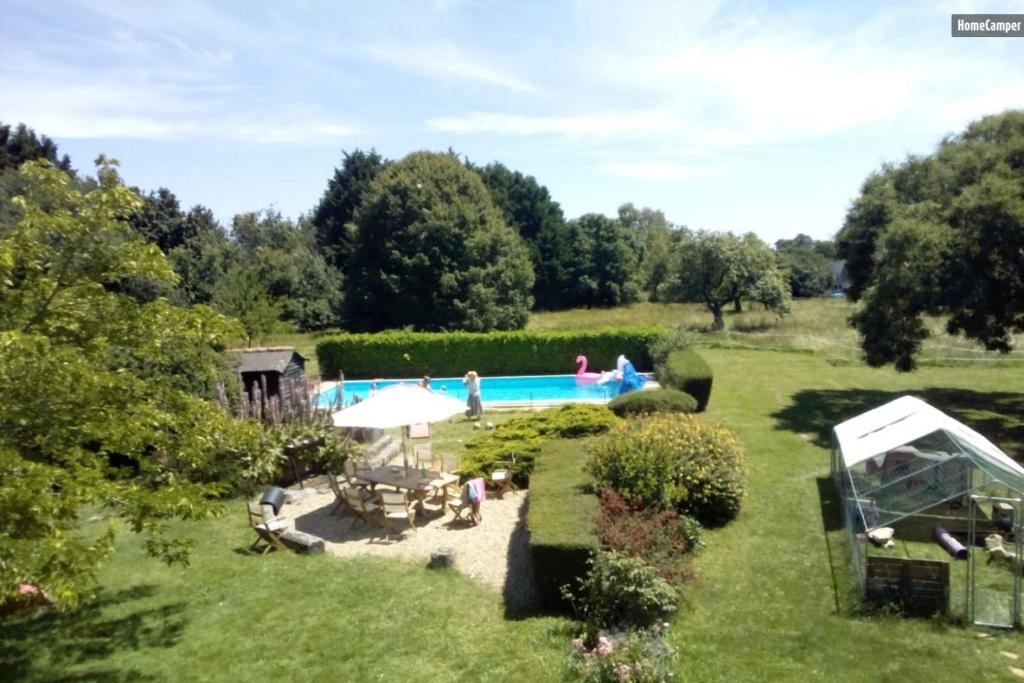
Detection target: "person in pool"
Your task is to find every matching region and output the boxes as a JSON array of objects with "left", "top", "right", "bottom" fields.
[{"left": 419, "top": 375, "right": 432, "bottom": 392}]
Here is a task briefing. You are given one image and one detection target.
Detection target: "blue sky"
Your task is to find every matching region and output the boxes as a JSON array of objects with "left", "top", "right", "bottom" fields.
[{"left": 3, "top": 0, "right": 1022, "bottom": 243}]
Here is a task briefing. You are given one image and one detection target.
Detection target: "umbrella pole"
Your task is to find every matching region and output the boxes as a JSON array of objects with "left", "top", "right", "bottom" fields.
[{"left": 402, "top": 426, "right": 409, "bottom": 475}]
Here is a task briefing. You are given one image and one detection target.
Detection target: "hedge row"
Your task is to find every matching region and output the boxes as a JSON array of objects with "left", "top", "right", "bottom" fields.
[
  {"left": 460, "top": 404, "right": 620, "bottom": 486},
  {"left": 315, "top": 327, "right": 665, "bottom": 379},
  {"left": 527, "top": 439, "right": 600, "bottom": 611},
  {"left": 607, "top": 388, "right": 698, "bottom": 417},
  {"left": 654, "top": 349, "right": 713, "bottom": 412}
]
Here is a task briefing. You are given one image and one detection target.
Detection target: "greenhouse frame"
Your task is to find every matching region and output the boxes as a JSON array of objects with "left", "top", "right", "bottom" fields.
[{"left": 831, "top": 396, "right": 1024, "bottom": 627}]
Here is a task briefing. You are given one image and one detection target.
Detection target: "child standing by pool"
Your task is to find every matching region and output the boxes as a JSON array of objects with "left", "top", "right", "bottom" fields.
[{"left": 463, "top": 370, "right": 483, "bottom": 419}]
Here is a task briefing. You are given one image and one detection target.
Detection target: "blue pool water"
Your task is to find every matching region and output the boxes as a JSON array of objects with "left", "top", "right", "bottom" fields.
[{"left": 316, "top": 374, "right": 648, "bottom": 407}]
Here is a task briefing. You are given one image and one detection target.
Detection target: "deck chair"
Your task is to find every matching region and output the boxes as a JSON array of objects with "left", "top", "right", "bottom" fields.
[
  {"left": 247, "top": 501, "right": 289, "bottom": 554},
  {"left": 448, "top": 482, "right": 472, "bottom": 522},
  {"left": 328, "top": 473, "right": 371, "bottom": 516},
  {"left": 343, "top": 459, "right": 373, "bottom": 490},
  {"left": 414, "top": 443, "right": 433, "bottom": 469},
  {"left": 379, "top": 490, "right": 417, "bottom": 538},
  {"left": 491, "top": 456, "right": 517, "bottom": 499},
  {"left": 407, "top": 423, "right": 431, "bottom": 439},
  {"left": 344, "top": 486, "right": 381, "bottom": 529}
]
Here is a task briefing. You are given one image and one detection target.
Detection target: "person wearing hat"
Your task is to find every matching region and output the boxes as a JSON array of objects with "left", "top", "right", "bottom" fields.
[{"left": 463, "top": 370, "right": 483, "bottom": 419}]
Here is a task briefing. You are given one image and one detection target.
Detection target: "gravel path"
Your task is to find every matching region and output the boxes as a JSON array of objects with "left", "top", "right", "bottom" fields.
[{"left": 281, "top": 481, "right": 536, "bottom": 611}]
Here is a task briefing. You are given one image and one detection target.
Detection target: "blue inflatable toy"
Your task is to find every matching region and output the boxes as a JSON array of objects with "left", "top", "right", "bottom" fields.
[{"left": 618, "top": 361, "right": 646, "bottom": 395}]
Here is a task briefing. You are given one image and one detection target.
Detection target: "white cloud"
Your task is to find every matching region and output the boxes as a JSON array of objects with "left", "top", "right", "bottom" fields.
[
  {"left": 428, "top": 110, "right": 677, "bottom": 137},
  {"left": 234, "top": 122, "right": 361, "bottom": 144},
  {"left": 361, "top": 43, "right": 540, "bottom": 94},
  {"left": 601, "top": 161, "right": 724, "bottom": 182}
]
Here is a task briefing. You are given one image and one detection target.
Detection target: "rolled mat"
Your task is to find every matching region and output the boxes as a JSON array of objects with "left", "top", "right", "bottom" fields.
[{"left": 933, "top": 524, "right": 968, "bottom": 559}]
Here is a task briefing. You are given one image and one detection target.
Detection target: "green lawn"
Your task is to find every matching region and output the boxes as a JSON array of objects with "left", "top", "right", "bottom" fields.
[
  {"left": 671, "top": 349, "right": 1024, "bottom": 681},
  {"left": 6, "top": 348, "right": 1024, "bottom": 681}
]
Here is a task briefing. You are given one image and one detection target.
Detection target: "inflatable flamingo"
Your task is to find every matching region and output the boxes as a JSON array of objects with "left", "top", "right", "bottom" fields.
[{"left": 575, "top": 355, "right": 601, "bottom": 382}]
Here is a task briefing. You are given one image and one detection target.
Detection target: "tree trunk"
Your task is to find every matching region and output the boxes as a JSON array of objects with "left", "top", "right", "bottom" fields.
[
  {"left": 711, "top": 303, "right": 725, "bottom": 331},
  {"left": 733, "top": 297, "right": 743, "bottom": 313}
]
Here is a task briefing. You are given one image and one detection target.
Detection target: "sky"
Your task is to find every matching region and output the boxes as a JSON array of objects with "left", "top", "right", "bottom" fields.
[{"left": 2, "top": 0, "right": 1023, "bottom": 244}]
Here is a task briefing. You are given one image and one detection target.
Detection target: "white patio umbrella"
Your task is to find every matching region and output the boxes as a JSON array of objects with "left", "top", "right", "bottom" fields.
[{"left": 332, "top": 384, "right": 467, "bottom": 471}]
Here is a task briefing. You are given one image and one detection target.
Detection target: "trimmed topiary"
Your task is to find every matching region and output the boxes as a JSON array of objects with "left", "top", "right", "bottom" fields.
[
  {"left": 607, "top": 388, "right": 698, "bottom": 418},
  {"left": 587, "top": 414, "right": 745, "bottom": 526},
  {"left": 460, "top": 404, "right": 621, "bottom": 484},
  {"left": 654, "top": 349, "right": 713, "bottom": 412}
]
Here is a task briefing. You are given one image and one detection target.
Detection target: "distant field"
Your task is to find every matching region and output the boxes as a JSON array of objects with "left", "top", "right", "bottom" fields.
[
  {"left": 530, "top": 298, "right": 1024, "bottom": 368},
  {"left": 246, "top": 299, "right": 1024, "bottom": 379}
]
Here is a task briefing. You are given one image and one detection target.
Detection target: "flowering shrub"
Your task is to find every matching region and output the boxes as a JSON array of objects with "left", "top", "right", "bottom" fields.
[
  {"left": 588, "top": 414, "right": 745, "bottom": 526},
  {"left": 598, "top": 490, "right": 701, "bottom": 584},
  {"left": 569, "top": 625, "right": 678, "bottom": 682},
  {"left": 564, "top": 551, "right": 678, "bottom": 635}
]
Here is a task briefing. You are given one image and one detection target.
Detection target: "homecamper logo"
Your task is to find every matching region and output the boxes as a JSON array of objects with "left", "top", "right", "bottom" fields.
[{"left": 952, "top": 14, "right": 1024, "bottom": 37}]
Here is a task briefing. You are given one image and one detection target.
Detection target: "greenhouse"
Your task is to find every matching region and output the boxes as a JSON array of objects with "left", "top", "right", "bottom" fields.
[{"left": 831, "top": 396, "right": 1024, "bottom": 628}]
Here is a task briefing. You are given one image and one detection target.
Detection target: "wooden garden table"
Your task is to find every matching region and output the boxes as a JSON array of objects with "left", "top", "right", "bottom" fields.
[{"left": 359, "top": 466, "right": 460, "bottom": 515}]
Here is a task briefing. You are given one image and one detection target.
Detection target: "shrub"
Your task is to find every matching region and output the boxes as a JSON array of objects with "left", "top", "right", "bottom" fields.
[
  {"left": 461, "top": 404, "right": 621, "bottom": 484},
  {"left": 316, "top": 327, "right": 665, "bottom": 379},
  {"left": 597, "top": 490, "right": 701, "bottom": 584},
  {"left": 528, "top": 439, "right": 601, "bottom": 611},
  {"left": 569, "top": 626, "right": 678, "bottom": 683},
  {"left": 564, "top": 551, "right": 678, "bottom": 632},
  {"left": 607, "top": 389, "right": 697, "bottom": 418},
  {"left": 588, "top": 414, "right": 745, "bottom": 526},
  {"left": 654, "top": 349, "right": 713, "bottom": 412}
]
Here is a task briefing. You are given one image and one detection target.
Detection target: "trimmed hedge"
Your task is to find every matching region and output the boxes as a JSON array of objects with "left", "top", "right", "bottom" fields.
[
  {"left": 315, "top": 327, "right": 665, "bottom": 379},
  {"left": 528, "top": 439, "right": 600, "bottom": 611},
  {"left": 607, "top": 388, "right": 698, "bottom": 417},
  {"left": 460, "top": 404, "right": 620, "bottom": 486},
  {"left": 654, "top": 349, "right": 713, "bottom": 412}
]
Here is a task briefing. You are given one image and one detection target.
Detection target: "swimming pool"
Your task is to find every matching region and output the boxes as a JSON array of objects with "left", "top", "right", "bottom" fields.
[{"left": 316, "top": 374, "right": 649, "bottom": 407}]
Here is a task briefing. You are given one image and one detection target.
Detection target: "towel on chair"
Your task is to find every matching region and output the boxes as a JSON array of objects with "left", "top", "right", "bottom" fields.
[{"left": 468, "top": 477, "right": 486, "bottom": 503}]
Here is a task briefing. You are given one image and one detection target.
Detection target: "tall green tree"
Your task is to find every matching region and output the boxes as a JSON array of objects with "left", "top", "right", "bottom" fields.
[
  {"left": 570, "top": 214, "right": 641, "bottom": 307},
  {"left": 346, "top": 151, "right": 534, "bottom": 331},
  {"left": 618, "top": 203, "right": 676, "bottom": 301},
  {"left": 836, "top": 110, "right": 1024, "bottom": 370},
  {"left": 670, "top": 230, "right": 791, "bottom": 330},
  {"left": 232, "top": 210, "right": 343, "bottom": 331},
  {"left": 471, "top": 161, "right": 574, "bottom": 310},
  {"left": 211, "top": 263, "right": 285, "bottom": 346},
  {"left": 167, "top": 206, "right": 238, "bottom": 306},
  {"left": 0, "top": 121, "right": 73, "bottom": 174},
  {"left": 312, "top": 149, "right": 388, "bottom": 270},
  {"left": 0, "top": 160, "right": 276, "bottom": 608},
  {"left": 774, "top": 234, "right": 834, "bottom": 297},
  {"left": 1, "top": 122, "right": 75, "bottom": 229}
]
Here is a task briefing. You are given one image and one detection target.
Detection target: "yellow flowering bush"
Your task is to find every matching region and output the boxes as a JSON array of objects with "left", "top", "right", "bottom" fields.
[{"left": 587, "top": 414, "right": 745, "bottom": 526}]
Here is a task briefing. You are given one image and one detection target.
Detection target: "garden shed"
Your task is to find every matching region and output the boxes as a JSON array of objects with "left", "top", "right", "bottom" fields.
[
  {"left": 234, "top": 347, "right": 307, "bottom": 408},
  {"left": 831, "top": 395, "right": 1024, "bottom": 627}
]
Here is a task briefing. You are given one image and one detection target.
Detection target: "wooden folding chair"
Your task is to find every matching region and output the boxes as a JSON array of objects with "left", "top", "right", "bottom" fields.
[
  {"left": 344, "top": 486, "right": 381, "bottom": 529},
  {"left": 328, "top": 473, "right": 372, "bottom": 516},
  {"left": 379, "top": 490, "right": 417, "bottom": 538},
  {"left": 448, "top": 482, "right": 472, "bottom": 522},
  {"left": 491, "top": 456, "right": 517, "bottom": 499},
  {"left": 247, "top": 501, "right": 289, "bottom": 554},
  {"left": 343, "top": 459, "right": 374, "bottom": 490}
]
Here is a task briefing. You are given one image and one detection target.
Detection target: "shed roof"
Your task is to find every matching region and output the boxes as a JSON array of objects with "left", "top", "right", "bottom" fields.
[
  {"left": 833, "top": 395, "right": 1022, "bottom": 478},
  {"left": 233, "top": 347, "right": 306, "bottom": 374}
]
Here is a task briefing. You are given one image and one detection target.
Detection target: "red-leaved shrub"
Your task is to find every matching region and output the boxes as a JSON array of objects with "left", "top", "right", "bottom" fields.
[{"left": 597, "top": 490, "right": 702, "bottom": 584}]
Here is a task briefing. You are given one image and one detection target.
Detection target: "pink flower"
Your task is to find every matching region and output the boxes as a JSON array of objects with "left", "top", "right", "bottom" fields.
[
  {"left": 596, "top": 637, "right": 614, "bottom": 656},
  {"left": 571, "top": 638, "right": 586, "bottom": 653},
  {"left": 615, "top": 663, "right": 632, "bottom": 681}
]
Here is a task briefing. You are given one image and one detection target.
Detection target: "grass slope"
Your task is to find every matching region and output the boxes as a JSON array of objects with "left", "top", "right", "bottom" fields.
[
  {"left": 0, "top": 512, "right": 565, "bottom": 682},
  {"left": 672, "top": 349, "right": 1024, "bottom": 682}
]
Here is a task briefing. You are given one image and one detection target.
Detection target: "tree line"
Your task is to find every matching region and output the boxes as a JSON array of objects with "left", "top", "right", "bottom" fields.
[{"left": 1, "top": 122, "right": 845, "bottom": 340}]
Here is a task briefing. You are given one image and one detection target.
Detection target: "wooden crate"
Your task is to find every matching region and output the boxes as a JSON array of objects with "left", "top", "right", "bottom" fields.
[{"left": 865, "top": 556, "right": 949, "bottom": 617}]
